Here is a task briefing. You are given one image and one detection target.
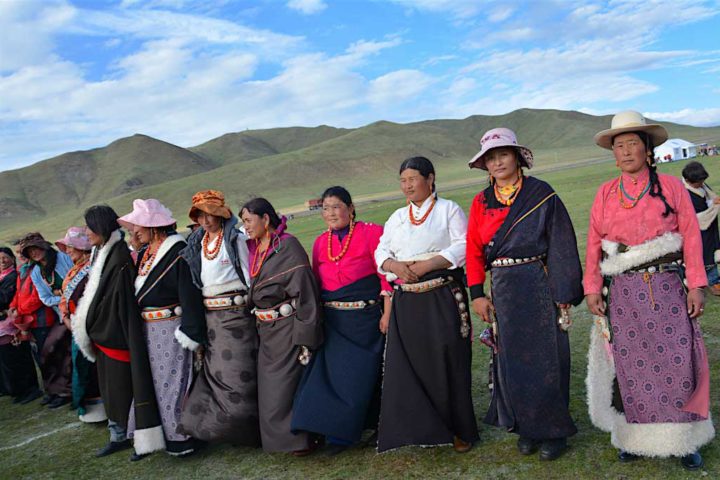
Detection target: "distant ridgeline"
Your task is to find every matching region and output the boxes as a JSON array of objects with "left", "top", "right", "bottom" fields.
[{"left": 1, "top": 108, "right": 719, "bottom": 242}]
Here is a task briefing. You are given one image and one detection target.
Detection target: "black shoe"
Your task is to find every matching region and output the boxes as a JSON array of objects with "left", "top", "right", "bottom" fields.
[
  {"left": 96, "top": 440, "right": 132, "bottom": 458},
  {"left": 130, "top": 452, "right": 150, "bottom": 462},
  {"left": 517, "top": 437, "right": 540, "bottom": 455},
  {"left": 324, "top": 444, "right": 349, "bottom": 457},
  {"left": 539, "top": 438, "right": 567, "bottom": 461},
  {"left": 48, "top": 396, "right": 71, "bottom": 409},
  {"left": 18, "top": 389, "right": 43, "bottom": 405},
  {"left": 618, "top": 450, "right": 640, "bottom": 462},
  {"left": 680, "top": 452, "right": 703, "bottom": 471},
  {"left": 40, "top": 394, "right": 55, "bottom": 406}
]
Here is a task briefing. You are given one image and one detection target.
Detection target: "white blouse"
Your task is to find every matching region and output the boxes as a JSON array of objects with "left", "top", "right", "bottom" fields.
[
  {"left": 200, "top": 235, "right": 251, "bottom": 291},
  {"left": 374, "top": 195, "right": 468, "bottom": 282}
]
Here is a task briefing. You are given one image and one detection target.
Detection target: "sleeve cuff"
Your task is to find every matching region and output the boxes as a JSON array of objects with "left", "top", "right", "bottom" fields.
[{"left": 469, "top": 284, "right": 485, "bottom": 300}]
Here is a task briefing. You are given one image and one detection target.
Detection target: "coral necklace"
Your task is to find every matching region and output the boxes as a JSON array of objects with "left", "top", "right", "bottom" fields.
[
  {"left": 494, "top": 175, "right": 523, "bottom": 206},
  {"left": 250, "top": 236, "right": 271, "bottom": 278},
  {"left": 202, "top": 228, "right": 224, "bottom": 261},
  {"left": 409, "top": 195, "right": 436, "bottom": 226},
  {"left": 138, "top": 241, "right": 161, "bottom": 276},
  {"left": 618, "top": 176, "right": 650, "bottom": 209},
  {"left": 327, "top": 221, "right": 355, "bottom": 263}
]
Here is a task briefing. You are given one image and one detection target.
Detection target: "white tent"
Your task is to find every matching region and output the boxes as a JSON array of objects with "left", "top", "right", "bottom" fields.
[{"left": 654, "top": 138, "right": 697, "bottom": 163}]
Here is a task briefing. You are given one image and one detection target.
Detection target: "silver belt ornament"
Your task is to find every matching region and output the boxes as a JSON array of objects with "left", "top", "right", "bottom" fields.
[{"left": 491, "top": 254, "right": 546, "bottom": 268}]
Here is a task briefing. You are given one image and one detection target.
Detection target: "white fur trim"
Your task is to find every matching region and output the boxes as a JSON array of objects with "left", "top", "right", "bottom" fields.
[
  {"left": 134, "top": 234, "right": 185, "bottom": 294},
  {"left": 78, "top": 402, "right": 107, "bottom": 423},
  {"left": 599, "top": 232, "right": 683, "bottom": 276},
  {"left": 133, "top": 425, "right": 166, "bottom": 455},
  {"left": 715, "top": 249, "right": 720, "bottom": 264},
  {"left": 174, "top": 326, "right": 200, "bottom": 351},
  {"left": 201, "top": 278, "right": 246, "bottom": 297},
  {"left": 586, "top": 321, "right": 715, "bottom": 457},
  {"left": 71, "top": 230, "right": 122, "bottom": 362}
]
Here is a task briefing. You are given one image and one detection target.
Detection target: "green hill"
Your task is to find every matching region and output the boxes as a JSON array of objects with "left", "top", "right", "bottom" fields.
[{"left": 1, "top": 109, "right": 719, "bottom": 242}]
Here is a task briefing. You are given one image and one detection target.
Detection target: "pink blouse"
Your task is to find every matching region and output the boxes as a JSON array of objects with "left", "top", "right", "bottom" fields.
[
  {"left": 312, "top": 221, "right": 392, "bottom": 293},
  {"left": 584, "top": 169, "right": 707, "bottom": 294}
]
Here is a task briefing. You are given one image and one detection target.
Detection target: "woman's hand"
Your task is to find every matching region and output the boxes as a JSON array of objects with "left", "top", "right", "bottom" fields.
[
  {"left": 53, "top": 289, "right": 62, "bottom": 296},
  {"left": 586, "top": 294, "right": 606, "bottom": 317},
  {"left": 687, "top": 288, "right": 705, "bottom": 318},
  {"left": 472, "top": 297, "right": 494, "bottom": 323},
  {"left": 386, "top": 260, "right": 420, "bottom": 283},
  {"left": 408, "top": 260, "right": 432, "bottom": 279},
  {"left": 62, "top": 314, "right": 72, "bottom": 330},
  {"left": 379, "top": 311, "right": 390, "bottom": 334}
]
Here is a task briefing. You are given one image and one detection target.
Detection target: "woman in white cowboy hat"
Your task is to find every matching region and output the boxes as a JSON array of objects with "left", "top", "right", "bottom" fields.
[
  {"left": 118, "top": 199, "right": 206, "bottom": 458},
  {"left": 465, "top": 128, "right": 584, "bottom": 461},
  {"left": 584, "top": 111, "right": 713, "bottom": 470}
]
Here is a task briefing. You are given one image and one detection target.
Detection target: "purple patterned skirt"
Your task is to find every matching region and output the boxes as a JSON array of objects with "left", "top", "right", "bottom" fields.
[
  {"left": 129, "top": 317, "right": 194, "bottom": 442},
  {"left": 608, "top": 271, "right": 708, "bottom": 424}
]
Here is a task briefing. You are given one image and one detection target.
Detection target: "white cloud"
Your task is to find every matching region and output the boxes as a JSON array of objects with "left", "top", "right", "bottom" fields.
[
  {"left": 645, "top": 108, "right": 720, "bottom": 127},
  {"left": 286, "top": 0, "right": 327, "bottom": 15},
  {"left": 368, "top": 69, "right": 434, "bottom": 105},
  {"left": 487, "top": 6, "right": 513, "bottom": 23}
]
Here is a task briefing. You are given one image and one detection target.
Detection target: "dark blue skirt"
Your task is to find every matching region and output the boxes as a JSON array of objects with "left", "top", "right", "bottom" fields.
[{"left": 292, "top": 275, "right": 384, "bottom": 443}]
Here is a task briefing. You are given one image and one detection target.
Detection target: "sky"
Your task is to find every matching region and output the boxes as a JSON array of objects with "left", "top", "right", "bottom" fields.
[{"left": 1, "top": 0, "right": 719, "bottom": 171}]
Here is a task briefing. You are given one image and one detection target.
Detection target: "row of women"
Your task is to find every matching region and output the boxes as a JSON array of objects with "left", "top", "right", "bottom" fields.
[{"left": 0, "top": 111, "right": 712, "bottom": 470}]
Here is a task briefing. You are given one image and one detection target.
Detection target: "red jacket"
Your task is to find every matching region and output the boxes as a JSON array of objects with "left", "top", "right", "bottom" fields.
[{"left": 9, "top": 269, "right": 56, "bottom": 328}]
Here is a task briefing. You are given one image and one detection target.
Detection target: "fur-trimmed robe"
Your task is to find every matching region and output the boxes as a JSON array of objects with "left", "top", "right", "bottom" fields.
[{"left": 72, "top": 230, "right": 165, "bottom": 454}]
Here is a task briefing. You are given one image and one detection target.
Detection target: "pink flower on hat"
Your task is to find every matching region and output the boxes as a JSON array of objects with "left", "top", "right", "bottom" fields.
[{"left": 469, "top": 127, "right": 534, "bottom": 170}]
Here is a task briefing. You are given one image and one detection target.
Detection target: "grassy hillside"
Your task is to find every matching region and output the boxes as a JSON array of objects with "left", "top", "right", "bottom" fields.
[
  {"left": 2, "top": 109, "right": 719, "bottom": 243},
  {"left": 2, "top": 158, "right": 720, "bottom": 479}
]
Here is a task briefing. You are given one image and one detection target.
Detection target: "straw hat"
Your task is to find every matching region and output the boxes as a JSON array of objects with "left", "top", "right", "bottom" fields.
[
  {"left": 188, "top": 190, "right": 232, "bottom": 222},
  {"left": 468, "top": 127, "right": 534, "bottom": 170},
  {"left": 594, "top": 110, "right": 668, "bottom": 150},
  {"left": 55, "top": 226, "right": 92, "bottom": 253},
  {"left": 118, "top": 199, "right": 177, "bottom": 230}
]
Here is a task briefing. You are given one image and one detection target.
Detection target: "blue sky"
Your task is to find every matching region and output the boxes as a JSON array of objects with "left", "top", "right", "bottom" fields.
[{"left": 1, "top": 0, "right": 719, "bottom": 170}]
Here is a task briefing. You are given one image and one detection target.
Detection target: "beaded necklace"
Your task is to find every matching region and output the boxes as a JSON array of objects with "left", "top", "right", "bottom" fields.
[
  {"left": 618, "top": 176, "right": 650, "bottom": 209},
  {"left": 327, "top": 221, "right": 355, "bottom": 263},
  {"left": 250, "top": 236, "right": 271, "bottom": 278},
  {"left": 202, "top": 228, "right": 224, "bottom": 261},
  {"left": 138, "top": 241, "right": 162, "bottom": 276},
  {"left": 409, "top": 195, "right": 436, "bottom": 226},
  {"left": 494, "top": 175, "right": 523, "bottom": 206}
]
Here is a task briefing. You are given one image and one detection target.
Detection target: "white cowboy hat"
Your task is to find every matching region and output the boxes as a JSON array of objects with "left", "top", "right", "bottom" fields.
[{"left": 594, "top": 110, "right": 668, "bottom": 150}]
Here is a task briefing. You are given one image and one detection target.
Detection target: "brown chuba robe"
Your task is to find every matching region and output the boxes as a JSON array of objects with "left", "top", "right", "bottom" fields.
[{"left": 248, "top": 234, "right": 323, "bottom": 452}]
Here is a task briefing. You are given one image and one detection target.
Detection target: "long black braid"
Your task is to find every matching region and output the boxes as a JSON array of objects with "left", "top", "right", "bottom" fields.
[{"left": 615, "top": 131, "right": 676, "bottom": 217}]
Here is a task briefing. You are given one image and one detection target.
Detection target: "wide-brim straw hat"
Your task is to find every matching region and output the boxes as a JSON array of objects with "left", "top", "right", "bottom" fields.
[
  {"left": 19, "top": 232, "right": 53, "bottom": 257},
  {"left": 594, "top": 110, "right": 668, "bottom": 150},
  {"left": 469, "top": 127, "right": 534, "bottom": 170},
  {"left": 188, "top": 190, "right": 232, "bottom": 222},
  {"left": 118, "top": 199, "right": 177, "bottom": 230},
  {"left": 56, "top": 226, "right": 92, "bottom": 253}
]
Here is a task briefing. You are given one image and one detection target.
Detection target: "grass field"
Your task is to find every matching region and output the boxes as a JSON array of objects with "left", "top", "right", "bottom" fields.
[{"left": 2, "top": 157, "right": 720, "bottom": 479}]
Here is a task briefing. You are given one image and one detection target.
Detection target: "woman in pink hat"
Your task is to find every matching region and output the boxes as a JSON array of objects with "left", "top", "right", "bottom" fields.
[
  {"left": 465, "top": 128, "right": 583, "bottom": 461},
  {"left": 117, "top": 199, "right": 206, "bottom": 458},
  {"left": 56, "top": 227, "right": 106, "bottom": 423},
  {"left": 584, "top": 111, "right": 712, "bottom": 470}
]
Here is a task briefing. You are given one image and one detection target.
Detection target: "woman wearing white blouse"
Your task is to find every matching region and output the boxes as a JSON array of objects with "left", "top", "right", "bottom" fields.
[{"left": 375, "top": 156, "right": 479, "bottom": 453}]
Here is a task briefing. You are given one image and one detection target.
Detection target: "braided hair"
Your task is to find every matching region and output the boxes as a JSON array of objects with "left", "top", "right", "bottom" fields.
[{"left": 614, "top": 131, "right": 675, "bottom": 217}]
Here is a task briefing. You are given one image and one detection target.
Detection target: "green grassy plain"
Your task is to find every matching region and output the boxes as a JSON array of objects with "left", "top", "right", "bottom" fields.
[{"left": 2, "top": 158, "right": 720, "bottom": 479}]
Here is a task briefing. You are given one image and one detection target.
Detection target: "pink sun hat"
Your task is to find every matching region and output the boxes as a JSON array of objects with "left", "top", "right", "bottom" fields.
[
  {"left": 55, "top": 226, "right": 92, "bottom": 252},
  {"left": 118, "top": 199, "right": 177, "bottom": 229},
  {"left": 468, "top": 127, "right": 534, "bottom": 170}
]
